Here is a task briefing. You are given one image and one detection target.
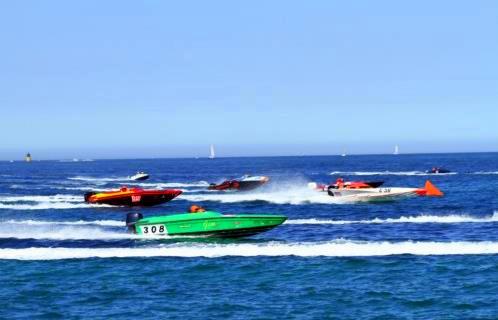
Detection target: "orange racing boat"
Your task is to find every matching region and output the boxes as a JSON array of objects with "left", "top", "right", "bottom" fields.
[{"left": 84, "top": 186, "right": 182, "bottom": 206}]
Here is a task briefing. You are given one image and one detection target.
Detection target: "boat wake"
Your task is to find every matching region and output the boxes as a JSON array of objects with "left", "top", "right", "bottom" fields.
[
  {"left": 3, "top": 212, "right": 494, "bottom": 229},
  {"left": 330, "top": 171, "right": 457, "bottom": 176},
  {"left": 2, "top": 219, "right": 124, "bottom": 227},
  {"left": 0, "top": 223, "right": 133, "bottom": 240},
  {"left": 0, "top": 195, "right": 81, "bottom": 202},
  {"left": 139, "top": 181, "right": 209, "bottom": 187},
  {"left": 179, "top": 186, "right": 337, "bottom": 205},
  {"left": 68, "top": 176, "right": 210, "bottom": 187},
  {"left": 286, "top": 212, "right": 498, "bottom": 225},
  {"left": 3, "top": 240, "right": 498, "bottom": 260},
  {"left": 472, "top": 171, "right": 498, "bottom": 175},
  {"left": 9, "top": 184, "right": 108, "bottom": 192},
  {"left": 0, "top": 203, "right": 109, "bottom": 210},
  {"left": 0, "top": 194, "right": 112, "bottom": 210},
  {"left": 68, "top": 176, "right": 131, "bottom": 182},
  {"left": 2, "top": 212, "right": 497, "bottom": 241}
]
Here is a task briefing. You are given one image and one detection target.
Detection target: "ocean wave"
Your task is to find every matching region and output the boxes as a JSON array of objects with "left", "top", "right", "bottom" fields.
[
  {"left": 286, "top": 213, "right": 498, "bottom": 225},
  {"left": 3, "top": 240, "right": 498, "bottom": 260},
  {"left": 330, "top": 171, "right": 457, "bottom": 176},
  {"left": 58, "top": 159, "right": 94, "bottom": 162}
]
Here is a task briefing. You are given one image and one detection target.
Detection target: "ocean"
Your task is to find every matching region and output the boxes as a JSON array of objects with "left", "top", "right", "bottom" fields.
[{"left": 1, "top": 153, "right": 497, "bottom": 319}]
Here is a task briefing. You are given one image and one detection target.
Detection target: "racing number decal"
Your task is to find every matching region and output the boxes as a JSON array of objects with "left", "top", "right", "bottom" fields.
[
  {"left": 141, "top": 224, "right": 166, "bottom": 235},
  {"left": 131, "top": 195, "right": 141, "bottom": 203}
]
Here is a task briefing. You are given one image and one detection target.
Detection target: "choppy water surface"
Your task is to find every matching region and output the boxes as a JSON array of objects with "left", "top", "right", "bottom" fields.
[{"left": 1, "top": 153, "right": 497, "bottom": 318}]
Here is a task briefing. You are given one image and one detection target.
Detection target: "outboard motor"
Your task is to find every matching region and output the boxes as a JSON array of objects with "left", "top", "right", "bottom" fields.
[
  {"left": 84, "top": 192, "right": 96, "bottom": 202},
  {"left": 327, "top": 186, "right": 335, "bottom": 196},
  {"left": 126, "top": 212, "right": 143, "bottom": 233}
]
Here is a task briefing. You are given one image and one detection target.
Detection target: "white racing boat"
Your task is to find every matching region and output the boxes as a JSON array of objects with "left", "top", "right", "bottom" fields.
[
  {"left": 130, "top": 171, "right": 150, "bottom": 181},
  {"left": 322, "top": 180, "right": 443, "bottom": 202}
]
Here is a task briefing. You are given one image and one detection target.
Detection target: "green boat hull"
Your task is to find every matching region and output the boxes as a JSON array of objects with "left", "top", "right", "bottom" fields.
[{"left": 133, "top": 211, "right": 286, "bottom": 238}]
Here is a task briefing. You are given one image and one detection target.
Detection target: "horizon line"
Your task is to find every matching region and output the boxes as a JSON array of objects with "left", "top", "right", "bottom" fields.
[{"left": 2, "top": 150, "right": 497, "bottom": 162}]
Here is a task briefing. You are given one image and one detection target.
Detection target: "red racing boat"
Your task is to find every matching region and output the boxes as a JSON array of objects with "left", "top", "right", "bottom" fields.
[
  {"left": 208, "top": 175, "right": 270, "bottom": 191},
  {"left": 84, "top": 186, "right": 182, "bottom": 206}
]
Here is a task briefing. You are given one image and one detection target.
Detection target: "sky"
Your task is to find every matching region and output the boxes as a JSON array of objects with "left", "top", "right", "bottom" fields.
[{"left": 0, "top": 1, "right": 497, "bottom": 159}]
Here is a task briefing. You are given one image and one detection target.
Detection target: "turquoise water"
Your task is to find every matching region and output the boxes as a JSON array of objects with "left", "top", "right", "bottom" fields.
[{"left": 1, "top": 153, "right": 497, "bottom": 318}]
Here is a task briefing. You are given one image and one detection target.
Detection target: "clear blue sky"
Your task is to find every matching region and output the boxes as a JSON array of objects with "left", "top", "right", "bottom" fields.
[{"left": 0, "top": 1, "right": 496, "bottom": 159}]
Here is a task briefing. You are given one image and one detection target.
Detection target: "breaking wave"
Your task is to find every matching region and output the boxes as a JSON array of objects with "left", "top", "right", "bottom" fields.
[
  {"left": 3, "top": 240, "right": 498, "bottom": 260},
  {"left": 473, "top": 171, "right": 498, "bottom": 175}
]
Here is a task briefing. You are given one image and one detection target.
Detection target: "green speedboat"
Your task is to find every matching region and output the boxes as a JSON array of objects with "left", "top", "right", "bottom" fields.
[{"left": 126, "top": 211, "right": 287, "bottom": 238}]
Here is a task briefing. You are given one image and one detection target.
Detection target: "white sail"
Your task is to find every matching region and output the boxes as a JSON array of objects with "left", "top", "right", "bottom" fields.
[
  {"left": 209, "top": 144, "right": 216, "bottom": 159},
  {"left": 393, "top": 145, "right": 399, "bottom": 155}
]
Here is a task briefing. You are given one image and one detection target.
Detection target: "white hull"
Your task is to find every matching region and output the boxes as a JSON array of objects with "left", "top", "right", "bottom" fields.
[
  {"left": 327, "top": 187, "right": 419, "bottom": 202},
  {"left": 130, "top": 173, "right": 149, "bottom": 181}
]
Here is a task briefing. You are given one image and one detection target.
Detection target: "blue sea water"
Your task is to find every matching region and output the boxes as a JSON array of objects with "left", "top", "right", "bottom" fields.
[{"left": 1, "top": 153, "right": 498, "bottom": 319}]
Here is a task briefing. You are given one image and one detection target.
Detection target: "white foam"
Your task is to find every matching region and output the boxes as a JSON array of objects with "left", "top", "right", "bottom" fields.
[
  {"left": 0, "top": 224, "right": 134, "bottom": 240},
  {"left": 473, "top": 171, "right": 498, "bottom": 175},
  {"left": 59, "top": 186, "right": 109, "bottom": 192},
  {"left": 286, "top": 213, "right": 498, "bottom": 225},
  {"left": 330, "top": 171, "right": 457, "bottom": 176},
  {"left": 68, "top": 176, "right": 129, "bottom": 182},
  {"left": 2, "top": 219, "right": 123, "bottom": 227},
  {"left": 135, "top": 181, "right": 209, "bottom": 188},
  {"left": 0, "top": 194, "right": 81, "bottom": 203},
  {"left": 10, "top": 184, "right": 109, "bottom": 191},
  {"left": 180, "top": 187, "right": 337, "bottom": 205},
  {"left": 3, "top": 240, "right": 498, "bottom": 260},
  {"left": 0, "top": 194, "right": 106, "bottom": 210},
  {"left": 0, "top": 202, "right": 112, "bottom": 210}
]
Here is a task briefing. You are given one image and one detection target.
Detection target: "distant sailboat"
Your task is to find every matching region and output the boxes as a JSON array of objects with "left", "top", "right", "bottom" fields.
[
  {"left": 209, "top": 144, "right": 216, "bottom": 159},
  {"left": 25, "top": 152, "right": 32, "bottom": 162},
  {"left": 341, "top": 149, "right": 347, "bottom": 157},
  {"left": 393, "top": 145, "right": 399, "bottom": 155}
]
